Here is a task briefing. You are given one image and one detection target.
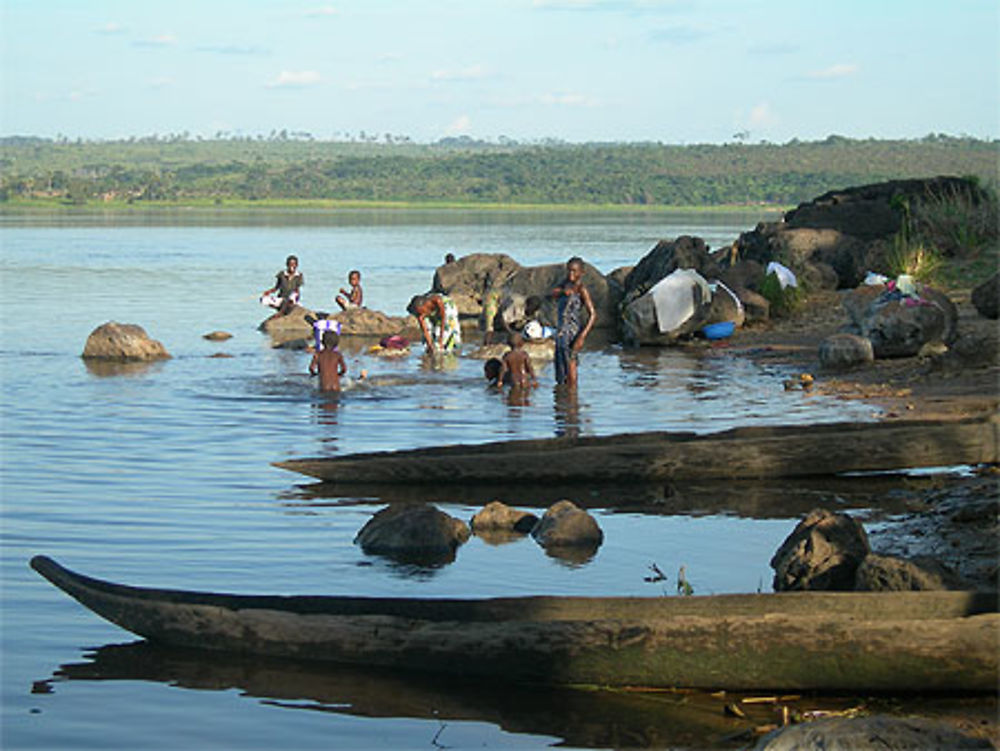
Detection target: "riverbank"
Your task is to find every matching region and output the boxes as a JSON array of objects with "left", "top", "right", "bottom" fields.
[{"left": 0, "top": 197, "right": 787, "bottom": 215}]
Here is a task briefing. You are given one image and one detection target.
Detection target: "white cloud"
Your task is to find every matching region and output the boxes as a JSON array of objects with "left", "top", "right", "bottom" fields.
[
  {"left": 748, "top": 101, "right": 778, "bottom": 127},
  {"left": 305, "top": 6, "right": 338, "bottom": 15},
  {"left": 444, "top": 114, "right": 472, "bottom": 135},
  {"left": 808, "top": 63, "right": 860, "bottom": 79},
  {"left": 267, "top": 70, "right": 323, "bottom": 88},
  {"left": 148, "top": 76, "right": 174, "bottom": 89},
  {"left": 431, "top": 64, "right": 488, "bottom": 82},
  {"left": 539, "top": 92, "right": 600, "bottom": 107},
  {"left": 96, "top": 22, "right": 124, "bottom": 35},
  {"left": 134, "top": 33, "right": 178, "bottom": 47}
]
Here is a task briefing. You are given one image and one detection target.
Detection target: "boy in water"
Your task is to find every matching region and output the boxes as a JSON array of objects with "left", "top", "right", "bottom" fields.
[
  {"left": 336, "top": 269, "right": 363, "bottom": 310},
  {"left": 550, "top": 257, "right": 595, "bottom": 387},
  {"left": 497, "top": 332, "right": 537, "bottom": 390},
  {"left": 309, "top": 330, "right": 347, "bottom": 391}
]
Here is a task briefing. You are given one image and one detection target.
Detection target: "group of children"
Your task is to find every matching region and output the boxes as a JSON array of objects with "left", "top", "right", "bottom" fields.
[
  {"left": 265, "top": 255, "right": 596, "bottom": 395},
  {"left": 261, "top": 255, "right": 363, "bottom": 317}
]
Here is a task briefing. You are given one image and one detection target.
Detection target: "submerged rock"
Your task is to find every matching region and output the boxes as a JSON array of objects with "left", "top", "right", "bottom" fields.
[
  {"left": 470, "top": 501, "right": 538, "bottom": 534},
  {"left": 82, "top": 322, "right": 170, "bottom": 361},
  {"left": 202, "top": 330, "right": 233, "bottom": 341},
  {"left": 531, "top": 500, "right": 603, "bottom": 548},
  {"left": 770, "top": 508, "right": 870, "bottom": 591},
  {"left": 354, "top": 503, "right": 470, "bottom": 565}
]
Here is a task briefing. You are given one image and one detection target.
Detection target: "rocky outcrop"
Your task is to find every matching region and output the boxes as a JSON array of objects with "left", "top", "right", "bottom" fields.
[
  {"left": 770, "top": 509, "right": 870, "bottom": 592},
  {"left": 354, "top": 504, "right": 470, "bottom": 565},
  {"left": 861, "top": 295, "right": 957, "bottom": 358},
  {"left": 754, "top": 715, "right": 992, "bottom": 751},
  {"left": 854, "top": 553, "right": 967, "bottom": 591},
  {"left": 82, "top": 322, "right": 170, "bottom": 361},
  {"left": 818, "top": 333, "right": 874, "bottom": 370},
  {"left": 971, "top": 272, "right": 999, "bottom": 319},
  {"left": 432, "top": 253, "right": 522, "bottom": 317},
  {"left": 734, "top": 177, "right": 986, "bottom": 289},
  {"left": 202, "top": 331, "right": 232, "bottom": 341},
  {"left": 531, "top": 500, "right": 603, "bottom": 548}
]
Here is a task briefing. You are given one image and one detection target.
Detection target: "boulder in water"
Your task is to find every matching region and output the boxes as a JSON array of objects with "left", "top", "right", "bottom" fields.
[{"left": 82, "top": 322, "right": 170, "bottom": 361}]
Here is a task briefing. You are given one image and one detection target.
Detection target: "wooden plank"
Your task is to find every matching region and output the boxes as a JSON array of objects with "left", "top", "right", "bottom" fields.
[{"left": 274, "top": 414, "right": 1000, "bottom": 484}]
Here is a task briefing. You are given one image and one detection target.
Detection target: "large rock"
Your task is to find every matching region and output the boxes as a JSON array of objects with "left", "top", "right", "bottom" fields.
[
  {"left": 854, "top": 553, "right": 967, "bottom": 591},
  {"left": 82, "top": 322, "right": 170, "bottom": 361},
  {"left": 622, "top": 236, "right": 719, "bottom": 302},
  {"left": 770, "top": 508, "right": 870, "bottom": 592},
  {"left": 354, "top": 504, "right": 470, "bottom": 564},
  {"left": 531, "top": 500, "right": 603, "bottom": 548},
  {"left": 258, "top": 305, "right": 315, "bottom": 336},
  {"left": 505, "top": 260, "right": 616, "bottom": 331},
  {"left": 971, "top": 272, "right": 999, "bottom": 319},
  {"left": 861, "top": 295, "right": 955, "bottom": 358},
  {"left": 333, "top": 307, "right": 419, "bottom": 337},
  {"left": 621, "top": 268, "right": 713, "bottom": 345},
  {"left": 818, "top": 333, "right": 874, "bottom": 370},
  {"left": 754, "top": 715, "right": 993, "bottom": 751},
  {"left": 432, "top": 253, "right": 522, "bottom": 317}
]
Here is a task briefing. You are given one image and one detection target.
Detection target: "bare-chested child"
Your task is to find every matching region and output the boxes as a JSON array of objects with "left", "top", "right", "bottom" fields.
[
  {"left": 497, "top": 332, "right": 537, "bottom": 389},
  {"left": 309, "top": 330, "right": 347, "bottom": 391},
  {"left": 336, "top": 270, "right": 363, "bottom": 310}
]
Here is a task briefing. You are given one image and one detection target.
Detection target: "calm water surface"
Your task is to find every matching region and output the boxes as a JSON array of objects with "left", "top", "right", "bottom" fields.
[{"left": 2, "top": 210, "right": 881, "bottom": 750}]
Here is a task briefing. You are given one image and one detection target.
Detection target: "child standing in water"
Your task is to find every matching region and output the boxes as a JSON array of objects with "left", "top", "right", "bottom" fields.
[
  {"left": 309, "top": 330, "right": 347, "bottom": 391},
  {"left": 497, "top": 332, "right": 537, "bottom": 390},
  {"left": 550, "top": 257, "right": 596, "bottom": 387},
  {"left": 336, "top": 270, "right": 363, "bottom": 310}
]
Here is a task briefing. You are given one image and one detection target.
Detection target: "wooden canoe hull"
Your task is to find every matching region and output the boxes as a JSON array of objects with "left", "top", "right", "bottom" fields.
[
  {"left": 31, "top": 556, "right": 999, "bottom": 691},
  {"left": 273, "top": 414, "right": 1000, "bottom": 485}
]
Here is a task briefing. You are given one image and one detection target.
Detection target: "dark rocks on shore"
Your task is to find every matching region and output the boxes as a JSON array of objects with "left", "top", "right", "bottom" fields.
[
  {"left": 733, "top": 177, "right": 987, "bottom": 290},
  {"left": 770, "top": 508, "right": 870, "bottom": 592},
  {"left": 354, "top": 504, "right": 470, "bottom": 565},
  {"left": 258, "top": 305, "right": 315, "bottom": 336},
  {"left": 854, "top": 553, "right": 968, "bottom": 591},
  {"left": 506, "top": 259, "right": 616, "bottom": 330},
  {"left": 82, "top": 321, "right": 170, "bottom": 361},
  {"left": 971, "top": 272, "right": 999, "bottom": 319},
  {"left": 622, "top": 236, "right": 720, "bottom": 304},
  {"left": 754, "top": 715, "right": 993, "bottom": 750}
]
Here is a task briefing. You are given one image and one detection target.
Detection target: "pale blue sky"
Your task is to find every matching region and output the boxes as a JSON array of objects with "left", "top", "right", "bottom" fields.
[{"left": 2, "top": 0, "right": 997, "bottom": 143}]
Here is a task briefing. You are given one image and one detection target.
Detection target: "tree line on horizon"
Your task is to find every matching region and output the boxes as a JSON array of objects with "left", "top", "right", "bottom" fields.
[{"left": 0, "top": 134, "right": 995, "bottom": 207}]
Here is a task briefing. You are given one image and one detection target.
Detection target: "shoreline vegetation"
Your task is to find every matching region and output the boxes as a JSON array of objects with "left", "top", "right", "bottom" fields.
[{"left": 1, "top": 134, "right": 995, "bottom": 210}]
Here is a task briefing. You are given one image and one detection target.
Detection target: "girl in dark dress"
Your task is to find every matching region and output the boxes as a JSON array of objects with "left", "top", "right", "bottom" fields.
[{"left": 550, "top": 257, "right": 596, "bottom": 386}]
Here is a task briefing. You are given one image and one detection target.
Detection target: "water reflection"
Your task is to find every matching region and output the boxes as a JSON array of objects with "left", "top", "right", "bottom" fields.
[
  {"left": 82, "top": 358, "right": 167, "bottom": 378},
  {"left": 553, "top": 385, "right": 581, "bottom": 438},
  {"left": 41, "top": 641, "right": 749, "bottom": 749}
]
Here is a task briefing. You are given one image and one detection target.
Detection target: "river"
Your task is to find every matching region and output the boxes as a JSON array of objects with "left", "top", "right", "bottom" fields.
[{"left": 2, "top": 208, "right": 889, "bottom": 749}]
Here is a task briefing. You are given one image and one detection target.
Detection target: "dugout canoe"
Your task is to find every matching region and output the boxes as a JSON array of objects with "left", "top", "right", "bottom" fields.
[
  {"left": 31, "top": 555, "right": 999, "bottom": 691},
  {"left": 274, "top": 413, "right": 999, "bottom": 485}
]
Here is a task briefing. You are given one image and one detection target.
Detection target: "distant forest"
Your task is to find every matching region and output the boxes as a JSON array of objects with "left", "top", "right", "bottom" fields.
[{"left": 0, "top": 133, "right": 995, "bottom": 208}]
